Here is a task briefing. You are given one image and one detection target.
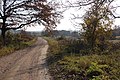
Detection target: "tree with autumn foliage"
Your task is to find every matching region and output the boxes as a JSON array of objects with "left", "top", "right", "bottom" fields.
[
  {"left": 0, "top": 0, "right": 61, "bottom": 45},
  {"left": 81, "top": 0, "right": 114, "bottom": 51}
]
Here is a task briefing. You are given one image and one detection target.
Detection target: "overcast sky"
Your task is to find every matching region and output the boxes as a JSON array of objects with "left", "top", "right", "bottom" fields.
[{"left": 26, "top": 0, "right": 120, "bottom": 31}]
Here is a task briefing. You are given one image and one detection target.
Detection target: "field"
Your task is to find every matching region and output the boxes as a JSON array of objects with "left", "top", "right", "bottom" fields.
[
  {"left": 110, "top": 40, "right": 120, "bottom": 43},
  {"left": 45, "top": 37, "right": 120, "bottom": 80}
]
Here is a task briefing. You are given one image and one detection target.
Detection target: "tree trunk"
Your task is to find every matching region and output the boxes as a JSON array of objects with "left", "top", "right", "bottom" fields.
[{"left": 1, "top": 29, "right": 6, "bottom": 46}]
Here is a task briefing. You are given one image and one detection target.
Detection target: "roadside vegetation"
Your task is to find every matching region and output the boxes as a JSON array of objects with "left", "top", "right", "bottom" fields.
[
  {"left": 44, "top": 0, "right": 120, "bottom": 80},
  {"left": 0, "top": 31, "right": 36, "bottom": 57},
  {"left": 45, "top": 36, "right": 120, "bottom": 80}
]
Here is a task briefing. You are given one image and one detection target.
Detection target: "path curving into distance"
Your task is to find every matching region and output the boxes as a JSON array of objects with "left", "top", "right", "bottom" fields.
[{"left": 0, "top": 37, "right": 52, "bottom": 80}]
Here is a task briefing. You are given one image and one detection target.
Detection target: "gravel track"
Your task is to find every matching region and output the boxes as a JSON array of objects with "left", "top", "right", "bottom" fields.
[{"left": 0, "top": 37, "right": 52, "bottom": 80}]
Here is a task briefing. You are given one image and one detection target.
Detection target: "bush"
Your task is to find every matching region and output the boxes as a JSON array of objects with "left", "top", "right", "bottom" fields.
[{"left": 0, "top": 46, "right": 14, "bottom": 56}]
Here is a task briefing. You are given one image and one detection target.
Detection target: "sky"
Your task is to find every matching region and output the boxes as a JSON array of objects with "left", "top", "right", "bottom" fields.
[{"left": 22, "top": 0, "right": 120, "bottom": 31}]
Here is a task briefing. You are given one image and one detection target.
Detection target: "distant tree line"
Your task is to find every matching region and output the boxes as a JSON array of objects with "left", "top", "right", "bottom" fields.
[
  {"left": 112, "top": 27, "right": 120, "bottom": 36},
  {"left": 41, "top": 30, "right": 80, "bottom": 38}
]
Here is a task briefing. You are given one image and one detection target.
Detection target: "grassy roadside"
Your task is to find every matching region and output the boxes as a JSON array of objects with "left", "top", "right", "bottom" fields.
[
  {"left": 0, "top": 33, "right": 37, "bottom": 57},
  {"left": 50, "top": 53, "right": 120, "bottom": 80},
  {"left": 45, "top": 37, "right": 120, "bottom": 80}
]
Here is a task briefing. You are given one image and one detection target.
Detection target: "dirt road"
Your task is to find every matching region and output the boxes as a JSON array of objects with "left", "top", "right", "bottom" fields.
[{"left": 0, "top": 37, "right": 52, "bottom": 80}]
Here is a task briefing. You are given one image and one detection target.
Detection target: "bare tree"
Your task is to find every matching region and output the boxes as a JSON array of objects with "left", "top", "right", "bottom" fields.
[{"left": 0, "top": 0, "right": 61, "bottom": 45}]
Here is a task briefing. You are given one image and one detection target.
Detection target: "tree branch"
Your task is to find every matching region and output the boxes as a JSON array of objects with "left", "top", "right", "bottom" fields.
[{"left": 6, "top": 19, "right": 37, "bottom": 30}]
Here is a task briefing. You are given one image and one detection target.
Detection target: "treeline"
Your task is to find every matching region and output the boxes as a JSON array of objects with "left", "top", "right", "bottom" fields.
[
  {"left": 112, "top": 27, "right": 120, "bottom": 36},
  {"left": 41, "top": 30, "right": 80, "bottom": 38}
]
